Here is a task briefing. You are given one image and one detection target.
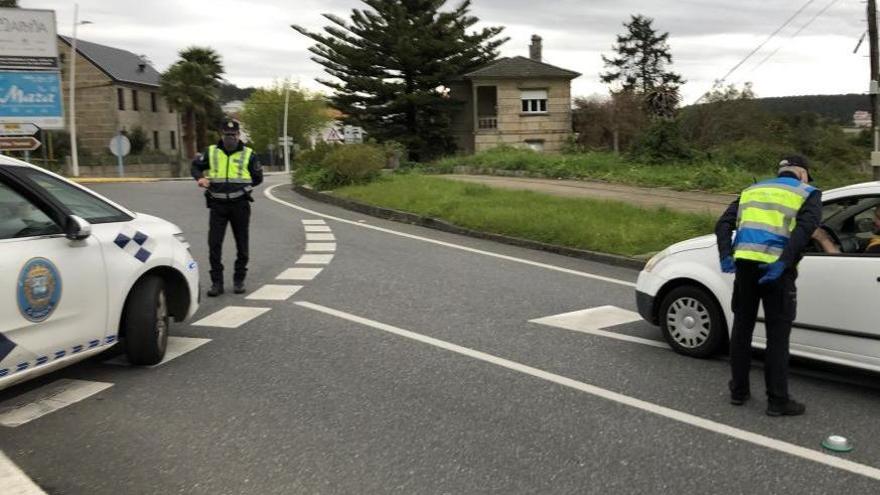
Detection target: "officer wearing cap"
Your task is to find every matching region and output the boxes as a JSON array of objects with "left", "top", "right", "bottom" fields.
[
  {"left": 714, "top": 155, "right": 821, "bottom": 416},
  {"left": 192, "top": 120, "right": 263, "bottom": 296}
]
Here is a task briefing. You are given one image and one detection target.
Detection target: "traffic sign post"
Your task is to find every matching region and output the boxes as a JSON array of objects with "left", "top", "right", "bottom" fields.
[{"left": 109, "top": 134, "right": 131, "bottom": 177}]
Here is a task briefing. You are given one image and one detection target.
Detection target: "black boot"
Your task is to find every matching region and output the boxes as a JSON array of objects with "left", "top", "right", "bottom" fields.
[
  {"left": 233, "top": 280, "right": 246, "bottom": 294},
  {"left": 766, "top": 399, "right": 806, "bottom": 417},
  {"left": 207, "top": 283, "right": 224, "bottom": 297}
]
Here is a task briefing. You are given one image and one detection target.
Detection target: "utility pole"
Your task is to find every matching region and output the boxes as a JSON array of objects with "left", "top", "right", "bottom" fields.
[
  {"left": 869, "top": 0, "right": 880, "bottom": 180},
  {"left": 283, "top": 84, "right": 290, "bottom": 175}
]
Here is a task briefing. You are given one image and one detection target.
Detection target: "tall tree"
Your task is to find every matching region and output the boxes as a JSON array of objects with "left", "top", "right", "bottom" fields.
[
  {"left": 601, "top": 15, "right": 683, "bottom": 95},
  {"left": 240, "top": 80, "right": 330, "bottom": 155},
  {"left": 160, "top": 47, "right": 224, "bottom": 157},
  {"left": 293, "top": 0, "right": 507, "bottom": 161}
]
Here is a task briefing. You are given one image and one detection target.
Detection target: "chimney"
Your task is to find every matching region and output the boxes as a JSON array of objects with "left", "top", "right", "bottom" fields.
[{"left": 529, "top": 35, "right": 542, "bottom": 62}]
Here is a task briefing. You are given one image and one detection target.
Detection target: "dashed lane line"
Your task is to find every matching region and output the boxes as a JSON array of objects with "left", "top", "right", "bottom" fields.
[
  {"left": 305, "top": 243, "right": 336, "bottom": 252},
  {"left": 103, "top": 337, "right": 212, "bottom": 367},
  {"left": 306, "top": 233, "right": 336, "bottom": 241},
  {"left": 296, "top": 254, "right": 334, "bottom": 265},
  {"left": 0, "top": 451, "right": 45, "bottom": 494},
  {"left": 304, "top": 225, "right": 332, "bottom": 233},
  {"left": 294, "top": 300, "right": 880, "bottom": 483},
  {"left": 276, "top": 267, "right": 323, "bottom": 281},
  {"left": 265, "top": 185, "right": 636, "bottom": 288},
  {"left": 246, "top": 284, "right": 303, "bottom": 301},
  {"left": 302, "top": 219, "right": 326, "bottom": 225},
  {"left": 192, "top": 306, "right": 271, "bottom": 329}
]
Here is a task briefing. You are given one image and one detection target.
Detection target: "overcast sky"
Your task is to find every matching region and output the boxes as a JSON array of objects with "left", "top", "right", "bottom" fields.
[{"left": 20, "top": 0, "right": 870, "bottom": 104}]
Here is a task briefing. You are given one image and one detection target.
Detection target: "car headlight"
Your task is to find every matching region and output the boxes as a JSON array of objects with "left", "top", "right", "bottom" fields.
[{"left": 644, "top": 248, "right": 670, "bottom": 273}]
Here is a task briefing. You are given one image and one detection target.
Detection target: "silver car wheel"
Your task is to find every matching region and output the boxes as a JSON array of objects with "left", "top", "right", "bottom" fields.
[{"left": 665, "top": 296, "right": 711, "bottom": 349}]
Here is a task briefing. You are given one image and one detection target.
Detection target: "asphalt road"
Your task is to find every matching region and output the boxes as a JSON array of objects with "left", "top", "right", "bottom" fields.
[{"left": 2, "top": 174, "right": 880, "bottom": 494}]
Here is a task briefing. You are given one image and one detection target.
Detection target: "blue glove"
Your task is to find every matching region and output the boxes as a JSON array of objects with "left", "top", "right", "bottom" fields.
[
  {"left": 758, "top": 261, "right": 786, "bottom": 284},
  {"left": 720, "top": 256, "right": 736, "bottom": 273}
]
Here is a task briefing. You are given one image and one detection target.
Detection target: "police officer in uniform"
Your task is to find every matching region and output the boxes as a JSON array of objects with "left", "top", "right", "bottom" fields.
[
  {"left": 715, "top": 155, "right": 821, "bottom": 416},
  {"left": 192, "top": 120, "right": 263, "bottom": 296}
]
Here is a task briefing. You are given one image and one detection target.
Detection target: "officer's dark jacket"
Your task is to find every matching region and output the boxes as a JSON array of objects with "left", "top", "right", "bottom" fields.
[
  {"left": 715, "top": 171, "right": 822, "bottom": 268},
  {"left": 191, "top": 140, "right": 263, "bottom": 201}
]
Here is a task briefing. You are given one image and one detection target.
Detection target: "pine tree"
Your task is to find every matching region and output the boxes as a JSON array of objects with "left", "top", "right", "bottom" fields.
[
  {"left": 293, "top": 0, "right": 507, "bottom": 161},
  {"left": 600, "top": 15, "right": 683, "bottom": 95}
]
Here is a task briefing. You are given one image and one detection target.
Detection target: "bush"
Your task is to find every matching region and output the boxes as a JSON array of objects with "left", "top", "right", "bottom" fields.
[
  {"left": 629, "top": 119, "right": 695, "bottom": 164},
  {"left": 293, "top": 142, "right": 385, "bottom": 190},
  {"left": 709, "top": 140, "right": 790, "bottom": 173}
]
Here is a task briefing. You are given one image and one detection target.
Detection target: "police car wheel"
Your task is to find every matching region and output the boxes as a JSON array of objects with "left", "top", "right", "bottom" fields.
[
  {"left": 659, "top": 285, "right": 726, "bottom": 358},
  {"left": 122, "top": 275, "right": 169, "bottom": 366}
]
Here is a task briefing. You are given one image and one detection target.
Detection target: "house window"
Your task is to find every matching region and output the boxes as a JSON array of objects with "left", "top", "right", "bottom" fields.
[
  {"left": 132, "top": 89, "right": 139, "bottom": 111},
  {"left": 117, "top": 88, "right": 125, "bottom": 110},
  {"left": 520, "top": 89, "right": 548, "bottom": 114},
  {"left": 170, "top": 130, "right": 176, "bottom": 150},
  {"left": 151, "top": 92, "right": 158, "bottom": 112},
  {"left": 153, "top": 131, "right": 160, "bottom": 150}
]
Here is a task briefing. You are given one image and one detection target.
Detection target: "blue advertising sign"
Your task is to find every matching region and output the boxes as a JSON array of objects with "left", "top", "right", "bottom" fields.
[{"left": 0, "top": 71, "right": 63, "bottom": 129}]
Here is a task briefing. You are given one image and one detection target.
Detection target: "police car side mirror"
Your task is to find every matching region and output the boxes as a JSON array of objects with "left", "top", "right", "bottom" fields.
[{"left": 65, "top": 215, "right": 92, "bottom": 241}]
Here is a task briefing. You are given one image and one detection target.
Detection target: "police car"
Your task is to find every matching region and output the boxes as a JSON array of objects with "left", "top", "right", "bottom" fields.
[
  {"left": 0, "top": 155, "right": 199, "bottom": 391},
  {"left": 636, "top": 181, "right": 880, "bottom": 372}
]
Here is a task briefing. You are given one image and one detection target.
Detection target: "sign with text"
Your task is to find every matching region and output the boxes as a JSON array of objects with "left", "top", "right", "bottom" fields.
[
  {"left": 0, "top": 123, "right": 39, "bottom": 136},
  {"left": 0, "top": 136, "right": 41, "bottom": 151},
  {"left": 0, "top": 8, "right": 58, "bottom": 70},
  {"left": 0, "top": 71, "right": 64, "bottom": 129}
]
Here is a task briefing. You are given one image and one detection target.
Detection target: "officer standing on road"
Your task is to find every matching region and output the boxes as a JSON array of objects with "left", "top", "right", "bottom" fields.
[
  {"left": 192, "top": 120, "right": 263, "bottom": 297},
  {"left": 715, "top": 155, "right": 821, "bottom": 417}
]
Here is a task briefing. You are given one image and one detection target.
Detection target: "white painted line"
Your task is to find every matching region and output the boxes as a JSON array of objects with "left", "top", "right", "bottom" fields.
[
  {"left": 192, "top": 306, "right": 271, "bottom": 328},
  {"left": 0, "top": 379, "right": 113, "bottom": 428},
  {"left": 304, "top": 225, "right": 332, "bottom": 232},
  {"left": 247, "top": 284, "right": 303, "bottom": 300},
  {"left": 302, "top": 219, "right": 327, "bottom": 225},
  {"left": 0, "top": 452, "right": 46, "bottom": 494},
  {"left": 306, "top": 233, "right": 336, "bottom": 241},
  {"left": 294, "top": 300, "right": 880, "bottom": 482},
  {"left": 305, "top": 243, "right": 336, "bottom": 252},
  {"left": 296, "top": 254, "right": 334, "bottom": 265},
  {"left": 104, "top": 337, "right": 212, "bottom": 367},
  {"left": 276, "top": 267, "right": 323, "bottom": 281},
  {"left": 529, "top": 306, "right": 666, "bottom": 348},
  {"left": 266, "top": 185, "right": 636, "bottom": 287}
]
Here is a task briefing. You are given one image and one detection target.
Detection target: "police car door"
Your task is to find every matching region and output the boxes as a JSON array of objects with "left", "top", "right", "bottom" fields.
[{"left": 0, "top": 168, "right": 108, "bottom": 375}]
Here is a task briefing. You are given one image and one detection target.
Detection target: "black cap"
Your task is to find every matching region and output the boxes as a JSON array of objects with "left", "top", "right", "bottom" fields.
[
  {"left": 221, "top": 120, "right": 240, "bottom": 133},
  {"left": 778, "top": 155, "right": 813, "bottom": 182}
]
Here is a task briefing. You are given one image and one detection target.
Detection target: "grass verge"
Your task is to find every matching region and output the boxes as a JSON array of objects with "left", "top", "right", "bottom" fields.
[{"left": 333, "top": 174, "right": 717, "bottom": 257}]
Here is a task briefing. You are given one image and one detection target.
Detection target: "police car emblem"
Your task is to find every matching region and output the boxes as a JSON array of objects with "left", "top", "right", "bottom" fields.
[{"left": 17, "top": 258, "right": 62, "bottom": 323}]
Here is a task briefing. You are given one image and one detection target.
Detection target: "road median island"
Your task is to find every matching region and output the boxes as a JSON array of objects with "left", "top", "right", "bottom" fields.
[{"left": 293, "top": 175, "right": 719, "bottom": 269}]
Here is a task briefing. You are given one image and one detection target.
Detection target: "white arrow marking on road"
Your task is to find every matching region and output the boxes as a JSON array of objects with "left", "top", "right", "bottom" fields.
[
  {"left": 294, "top": 300, "right": 880, "bottom": 483},
  {"left": 266, "top": 185, "right": 636, "bottom": 288},
  {"left": 529, "top": 305, "right": 665, "bottom": 348}
]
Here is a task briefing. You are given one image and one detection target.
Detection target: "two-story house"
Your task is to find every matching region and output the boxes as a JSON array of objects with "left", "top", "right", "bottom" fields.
[
  {"left": 57, "top": 36, "right": 180, "bottom": 156},
  {"left": 449, "top": 35, "right": 580, "bottom": 154}
]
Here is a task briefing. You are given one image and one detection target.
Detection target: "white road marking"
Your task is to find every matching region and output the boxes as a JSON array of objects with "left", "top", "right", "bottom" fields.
[
  {"left": 104, "top": 337, "right": 212, "bottom": 367},
  {"left": 0, "top": 379, "right": 113, "bottom": 428},
  {"left": 266, "top": 185, "right": 636, "bottom": 287},
  {"left": 302, "top": 219, "right": 327, "bottom": 225},
  {"left": 306, "top": 233, "right": 336, "bottom": 241},
  {"left": 192, "top": 306, "right": 271, "bottom": 328},
  {"left": 0, "top": 452, "right": 46, "bottom": 494},
  {"left": 529, "top": 306, "right": 665, "bottom": 348},
  {"left": 276, "top": 267, "right": 323, "bottom": 281},
  {"left": 294, "top": 300, "right": 880, "bottom": 482},
  {"left": 305, "top": 243, "right": 336, "bottom": 252},
  {"left": 304, "top": 225, "right": 332, "bottom": 233},
  {"left": 296, "top": 254, "right": 334, "bottom": 265},
  {"left": 246, "top": 284, "right": 303, "bottom": 301}
]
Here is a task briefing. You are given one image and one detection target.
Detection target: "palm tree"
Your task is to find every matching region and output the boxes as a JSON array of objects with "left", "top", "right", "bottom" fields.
[{"left": 160, "top": 47, "right": 224, "bottom": 158}]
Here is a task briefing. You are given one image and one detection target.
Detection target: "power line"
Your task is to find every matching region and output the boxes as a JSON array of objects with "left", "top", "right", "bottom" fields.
[
  {"left": 694, "top": 0, "right": 816, "bottom": 103},
  {"left": 748, "top": 0, "right": 841, "bottom": 73}
]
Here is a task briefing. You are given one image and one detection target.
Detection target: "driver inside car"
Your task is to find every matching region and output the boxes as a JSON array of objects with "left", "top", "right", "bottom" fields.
[{"left": 812, "top": 206, "right": 880, "bottom": 254}]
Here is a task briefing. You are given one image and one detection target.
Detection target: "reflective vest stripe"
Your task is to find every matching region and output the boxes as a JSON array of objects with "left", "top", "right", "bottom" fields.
[
  {"left": 734, "top": 177, "right": 814, "bottom": 263},
  {"left": 206, "top": 145, "right": 253, "bottom": 182}
]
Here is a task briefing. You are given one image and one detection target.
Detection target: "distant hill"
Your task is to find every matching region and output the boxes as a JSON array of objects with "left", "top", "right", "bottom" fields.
[{"left": 753, "top": 94, "right": 870, "bottom": 124}]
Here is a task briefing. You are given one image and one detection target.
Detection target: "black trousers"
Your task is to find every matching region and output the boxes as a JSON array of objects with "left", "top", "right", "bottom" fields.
[
  {"left": 208, "top": 199, "right": 250, "bottom": 285},
  {"left": 729, "top": 260, "right": 798, "bottom": 405}
]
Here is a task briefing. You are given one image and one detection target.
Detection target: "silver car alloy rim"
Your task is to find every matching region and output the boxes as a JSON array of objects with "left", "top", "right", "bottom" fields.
[
  {"left": 666, "top": 296, "right": 711, "bottom": 349},
  {"left": 156, "top": 289, "right": 168, "bottom": 350}
]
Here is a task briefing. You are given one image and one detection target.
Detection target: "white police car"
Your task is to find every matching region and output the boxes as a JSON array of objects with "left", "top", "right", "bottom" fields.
[
  {"left": 636, "top": 181, "right": 880, "bottom": 372},
  {"left": 0, "top": 155, "right": 199, "bottom": 390}
]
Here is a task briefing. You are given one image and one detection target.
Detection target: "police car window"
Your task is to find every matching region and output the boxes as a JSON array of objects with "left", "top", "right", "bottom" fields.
[
  {"left": 18, "top": 169, "right": 130, "bottom": 224},
  {"left": 0, "top": 181, "right": 62, "bottom": 240}
]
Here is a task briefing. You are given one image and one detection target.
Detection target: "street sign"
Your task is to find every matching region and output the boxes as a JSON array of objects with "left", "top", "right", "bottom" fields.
[
  {"left": 0, "top": 9, "right": 59, "bottom": 70},
  {"left": 0, "top": 71, "right": 64, "bottom": 129},
  {"left": 277, "top": 136, "right": 293, "bottom": 145},
  {"left": 0, "top": 136, "right": 41, "bottom": 151},
  {"left": 109, "top": 135, "right": 131, "bottom": 157},
  {"left": 0, "top": 123, "right": 39, "bottom": 136}
]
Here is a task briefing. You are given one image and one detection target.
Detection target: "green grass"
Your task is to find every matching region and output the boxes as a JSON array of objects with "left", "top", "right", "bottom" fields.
[
  {"left": 334, "top": 174, "right": 717, "bottom": 257},
  {"left": 427, "top": 148, "right": 869, "bottom": 193}
]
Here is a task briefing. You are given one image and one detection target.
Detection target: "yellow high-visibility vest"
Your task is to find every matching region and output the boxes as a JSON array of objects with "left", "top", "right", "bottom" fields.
[
  {"left": 733, "top": 177, "right": 815, "bottom": 263},
  {"left": 207, "top": 144, "right": 253, "bottom": 183}
]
